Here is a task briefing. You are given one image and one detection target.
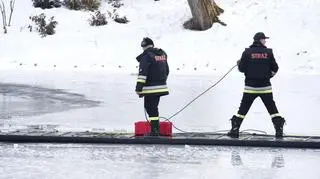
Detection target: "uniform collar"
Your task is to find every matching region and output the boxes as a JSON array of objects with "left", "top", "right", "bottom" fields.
[
  {"left": 250, "top": 41, "right": 267, "bottom": 48},
  {"left": 136, "top": 47, "right": 153, "bottom": 62}
]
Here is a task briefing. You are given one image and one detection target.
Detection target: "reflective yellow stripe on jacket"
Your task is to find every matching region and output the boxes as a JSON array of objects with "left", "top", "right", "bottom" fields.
[
  {"left": 244, "top": 86, "right": 272, "bottom": 94},
  {"left": 139, "top": 85, "right": 169, "bottom": 94},
  {"left": 137, "top": 75, "right": 147, "bottom": 83}
]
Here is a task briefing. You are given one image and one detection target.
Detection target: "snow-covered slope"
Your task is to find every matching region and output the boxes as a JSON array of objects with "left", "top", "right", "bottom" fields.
[{"left": 1, "top": 0, "right": 320, "bottom": 74}]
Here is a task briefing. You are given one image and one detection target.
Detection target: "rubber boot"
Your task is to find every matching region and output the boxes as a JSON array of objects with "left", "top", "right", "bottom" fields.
[
  {"left": 150, "top": 120, "right": 159, "bottom": 136},
  {"left": 272, "top": 117, "right": 285, "bottom": 138},
  {"left": 227, "top": 116, "right": 243, "bottom": 138}
]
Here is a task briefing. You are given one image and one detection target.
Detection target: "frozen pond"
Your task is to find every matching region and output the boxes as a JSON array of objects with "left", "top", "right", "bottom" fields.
[
  {"left": 0, "top": 71, "right": 320, "bottom": 179},
  {"left": 0, "top": 71, "right": 320, "bottom": 136},
  {"left": 0, "top": 143, "right": 320, "bottom": 179}
]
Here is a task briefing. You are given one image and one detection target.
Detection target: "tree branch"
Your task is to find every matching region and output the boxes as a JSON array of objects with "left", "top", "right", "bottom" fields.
[
  {"left": 8, "top": 0, "right": 15, "bottom": 26},
  {"left": 1, "top": 1, "right": 6, "bottom": 26},
  {"left": 0, "top": 0, "right": 7, "bottom": 33}
]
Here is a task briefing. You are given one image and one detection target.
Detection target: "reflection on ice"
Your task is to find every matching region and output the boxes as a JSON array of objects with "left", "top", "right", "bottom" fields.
[
  {"left": 231, "top": 149, "right": 285, "bottom": 168},
  {"left": 0, "top": 143, "right": 319, "bottom": 179},
  {"left": 271, "top": 154, "right": 285, "bottom": 168},
  {"left": 231, "top": 150, "right": 243, "bottom": 166}
]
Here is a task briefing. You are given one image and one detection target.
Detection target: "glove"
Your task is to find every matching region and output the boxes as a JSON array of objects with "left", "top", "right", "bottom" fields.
[{"left": 136, "top": 91, "right": 143, "bottom": 98}]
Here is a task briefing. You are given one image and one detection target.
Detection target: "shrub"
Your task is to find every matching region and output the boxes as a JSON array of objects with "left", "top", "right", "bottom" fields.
[
  {"left": 107, "top": 10, "right": 129, "bottom": 24},
  {"left": 89, "top": 11, "right": 107, "bottom": 26},
  {"left": 114, "top": 15, "right": 129, "bottom": 24},
  {"left": 64, "top": 0, "right": 101, "bottom": 11},
  {"left": 63, "top": 0, "right": 81, "bottom": 10},
  {"left": 33, "top": 0, "right": 62, "bottom": 9},
  {"left": 29, "top": 13, "right": 58, "bottom": 37},
  {"left": 107, "top": 0, "right": 123, "bottom": 8}
]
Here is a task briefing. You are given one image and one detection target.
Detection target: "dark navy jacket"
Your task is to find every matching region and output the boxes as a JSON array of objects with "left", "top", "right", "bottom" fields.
[
  {"left": 238, "top": 41, "right": 279, "bottom": 88},
  {"left": 135, "top": 47, "right": 169, "bottom": 96}
]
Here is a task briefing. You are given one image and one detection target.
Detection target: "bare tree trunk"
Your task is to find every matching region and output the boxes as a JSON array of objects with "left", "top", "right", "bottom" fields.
[
  {"left": 8, "top": 0, "right": 15, "bottom": 26},
  {"left": 185, "top": 0, "right": 225, "bottom": 31},
  {"left": 0, "top": 1, "right": 7, "bottom": 33}
]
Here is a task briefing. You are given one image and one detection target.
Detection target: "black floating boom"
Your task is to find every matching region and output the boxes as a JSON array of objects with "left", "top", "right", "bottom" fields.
[{"left": 1, "top": 130, "right": 320, "bottom": 149}]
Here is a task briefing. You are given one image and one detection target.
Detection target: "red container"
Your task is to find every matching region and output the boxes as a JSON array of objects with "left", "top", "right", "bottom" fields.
[
  {"left": 134, "top": 121, "right": 172, "bottom": 136},
  {"left": 160, "top": 121, "right": 173, "bottom": 136},
  {"left": 134, "top": 121, "right": 151, "bottom": 136}
]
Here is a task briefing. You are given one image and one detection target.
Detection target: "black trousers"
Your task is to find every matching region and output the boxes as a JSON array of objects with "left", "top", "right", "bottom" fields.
[
  {"left": 144, "top": 95, "right": 161, "bottom": 118},
  {"left": 237, "top": 93, "right": 279, "bottom": 117}
]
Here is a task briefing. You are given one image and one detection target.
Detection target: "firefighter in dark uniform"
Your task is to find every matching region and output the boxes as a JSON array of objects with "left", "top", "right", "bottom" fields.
[
  {"left": 227, "top": 32, "right": 285, "bottom": 138},
  {"left": 135, "top": 37, "right": 169, "bottom": 136}
]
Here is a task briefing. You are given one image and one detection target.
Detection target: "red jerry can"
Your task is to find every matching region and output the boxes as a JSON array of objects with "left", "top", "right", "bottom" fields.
[
  {"left": 160, "top": 121, "right": 173, "bottom": 136},
  {"left": 134, "top": 121, "right": 172, "bottom": 136},
  {"left": 134, "top": 121, "right": 151, "bottom": 136}
]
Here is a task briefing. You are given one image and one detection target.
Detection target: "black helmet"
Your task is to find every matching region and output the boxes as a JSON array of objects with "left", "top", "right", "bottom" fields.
[{"left": 141, "top": 37, "right": 154, "bottom": 47}]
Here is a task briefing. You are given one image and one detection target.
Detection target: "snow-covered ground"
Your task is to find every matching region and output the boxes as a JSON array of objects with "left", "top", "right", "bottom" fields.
[{"left": 1, "top": 0, "right": 320, "bottom": 74}]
